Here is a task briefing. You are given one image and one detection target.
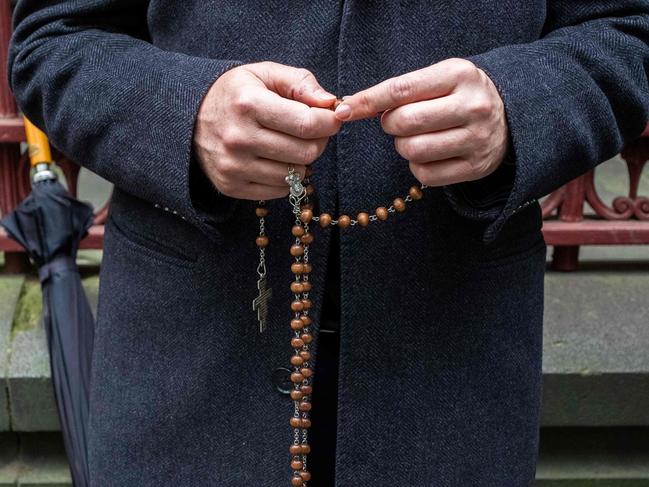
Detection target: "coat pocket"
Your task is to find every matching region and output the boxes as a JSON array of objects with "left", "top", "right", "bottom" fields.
[{"left": 106, "top": 212, "right": 198, "bottom": 269}]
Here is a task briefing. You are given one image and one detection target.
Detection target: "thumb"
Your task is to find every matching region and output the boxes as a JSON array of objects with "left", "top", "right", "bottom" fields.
[{"left": 251, "top": 62, "right": 336, "bottom": 108}]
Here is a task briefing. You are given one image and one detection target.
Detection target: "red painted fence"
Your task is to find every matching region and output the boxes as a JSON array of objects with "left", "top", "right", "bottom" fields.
[{"left": 0, "top": 1, "right": 647, "bottom": 272}]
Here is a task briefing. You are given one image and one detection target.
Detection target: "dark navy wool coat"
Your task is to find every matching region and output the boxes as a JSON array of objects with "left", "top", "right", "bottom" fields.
[{"left": 9, "top": 1, "right": 649, "bottom": 485}]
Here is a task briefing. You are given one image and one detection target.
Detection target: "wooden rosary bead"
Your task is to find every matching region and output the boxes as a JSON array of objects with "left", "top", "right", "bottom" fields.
[
  {"left": 300, "top": 315, "right": 312, "bottom": 326},
  {"left": 303, "top": 263, "right": 312, "bottom": 274},
  {"left": 299, "top": 401, "right": 312, "bottom": 412},
  {"left": 290, "top": 355, "right": 304, "bottom": 366},
  {"left": 301, "top": 444, "right": 311, "bottom": 454},
  {"left": 301, "top": 333, "right": 313, "bottom": 344},
  {"left": 300, "top": 367, "right": 313, "bottom": 378},
  {"left": 306, "top": 185, "right": 315, "bottom": 196},
  {"left": 300, "top": 384, "right": 313, "bottom": 395},
  {"left": 301, "top": 281, "right": 312, "bottom": 292},
  {"left": 255, "top": 207, "right": 268, "bottom": 218},
  {"left": 409, "top": 185, "right": 423, "bottom": 200},
  {"left": 255, "top": 236, "right": 269, "bottom": 247},
  {"left": 291, "top": 460, "right": 304, "bottom": 470},
  {"left": 301, "top": 418, "right": 311, "bottom": 428},
  {"left": 291, "top": 282, "right": 304, "bottom": 294},
  {"left": 300, "top": 471, "right": 312, "bottom": 481},
  {"left": 394, "top": 197, "right": 406, "bottom": 212},
  {"left": 319, "top": 213, "right": 332, "bottom": 227},
  {"left": 290, "top": 445, "right": 302, "bottom": 455},
  {"left": 357, "top": 212, "right": 369, "bottom": 226},
  {"left": 300, "top": 209, "right": 313, "bottom": 223},
  {"left": 291, "top": 338, "right": 305, "bottom": 349},
  {"left": 291, "top": 477, "right": 304, "bottom": 487},
  {"left": 291, "top": 300, "right": 305, "bottom": 312},
  {"left": 291, "top": 319, "right": 305, "bottom": 331},
  {"left": 292, "top": 225, "right": 305, "bottom": 237},
  {"left": 301, "top": 298, "right": 312, "bottom": 310},
  {"left": 291, "top": 263, "right": 304, "bottom": 275},
  {"left": 300, "top": 233, "right": 314, "bottom": 245},
  {"left": 290, "top": 372, "right": 304, "bottom": 383},
  {"left": 376, "top": 206, "right": 389, "bottom": 220},
  {"left": 290, "top": 390, "right": 304, "bottom": 400},
  {"left": 338, "top": 215, "right": 351, "bottom": 228},
  {"left": 290, "top": 417, "right": 302, "bottom": 428},
  {"left": 290, "top": 244, "right": 305, "bottom": 257},
  {"left": 299, "top": 351, "right": 312, "bottom": 361}
]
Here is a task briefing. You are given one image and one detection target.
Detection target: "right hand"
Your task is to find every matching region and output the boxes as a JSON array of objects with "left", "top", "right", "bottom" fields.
[{"left": 194, "top": 61, "right": 342, "bottom": 200}]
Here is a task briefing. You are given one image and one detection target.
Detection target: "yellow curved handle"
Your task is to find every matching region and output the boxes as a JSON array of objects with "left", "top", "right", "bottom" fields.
[{"left": 23, "top": 117, "right": 52, "bottom": 166}]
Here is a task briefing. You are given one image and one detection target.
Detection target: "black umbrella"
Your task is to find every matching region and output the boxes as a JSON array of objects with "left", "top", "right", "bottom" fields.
[{"left": 0, "top": 121, "right": 95, "bottom": 487}]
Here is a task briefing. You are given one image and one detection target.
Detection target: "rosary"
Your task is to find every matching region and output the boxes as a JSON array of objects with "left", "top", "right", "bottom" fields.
[{"left": 252, "top": 99, "right": 428, "bottom": 486}]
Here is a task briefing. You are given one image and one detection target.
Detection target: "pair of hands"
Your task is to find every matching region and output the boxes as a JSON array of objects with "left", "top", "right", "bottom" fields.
[{"left": 193, "top": 59, "right": 509, "bottom": 201}]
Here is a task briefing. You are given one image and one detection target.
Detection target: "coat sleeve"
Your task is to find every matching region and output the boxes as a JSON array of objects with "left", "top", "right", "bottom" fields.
[
  {"left": 444, "top": 0, "right": 649, "bottom": 244},
  {"left": 8, "top": 0, "right": 244, "bottom": 239}
]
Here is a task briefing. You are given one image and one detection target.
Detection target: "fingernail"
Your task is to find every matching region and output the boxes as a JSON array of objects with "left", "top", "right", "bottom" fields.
[{"left": 335, "top": 103, "right": 352, "bottom": 120}]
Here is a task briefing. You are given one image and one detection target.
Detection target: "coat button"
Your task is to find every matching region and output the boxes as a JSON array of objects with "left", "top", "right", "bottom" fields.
[{"left": 272, "top": 367, "right": 293, "bottom": 395}]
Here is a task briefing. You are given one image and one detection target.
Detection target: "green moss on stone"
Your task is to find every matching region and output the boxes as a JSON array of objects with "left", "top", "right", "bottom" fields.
[{"left": 11, "top": 278, "right": 42, "bottom": 336}]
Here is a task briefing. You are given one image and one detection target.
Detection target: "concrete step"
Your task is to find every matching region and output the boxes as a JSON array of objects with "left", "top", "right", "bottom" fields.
[
  {"left": 536, "top": 427, "right": 649, "bottom": 486},
  {"left": 0, "top": 433, "right": 71, "bottom": 486},
  {"left": 0, "top": 261, "right": 648, "bottom": 430}
]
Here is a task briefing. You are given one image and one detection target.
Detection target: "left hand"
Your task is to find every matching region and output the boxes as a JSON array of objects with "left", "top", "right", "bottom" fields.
[{"left": 334, "top": 58, "right": 509, "bottom": 187}]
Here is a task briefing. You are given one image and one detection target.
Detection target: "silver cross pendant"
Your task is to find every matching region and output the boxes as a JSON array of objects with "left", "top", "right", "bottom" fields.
[{"left": 252, "top": 276, "right": 273, "bottom": 333}]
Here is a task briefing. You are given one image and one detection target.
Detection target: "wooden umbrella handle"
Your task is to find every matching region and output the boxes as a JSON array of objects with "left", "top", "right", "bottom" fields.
[{"left": 23, "top": 117, "right": 52, "bottom": 167}]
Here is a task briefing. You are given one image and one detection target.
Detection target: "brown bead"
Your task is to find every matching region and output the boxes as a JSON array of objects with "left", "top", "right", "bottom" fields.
[
  {"left": 300, "top": 315, "right": 312, "bottom": 326},
  {"left": 299, "top": 351, "right": 312, "bottom": 361},
  {"left": 291, "top": 460, "right": 303, "bottom": 470},
  {"left": 376, "top": 206, "right": 389, "bottom": 220},
  {"left": 300, "top": 209, "right": 313, "bottom": 223},
  {"left": 291, "top": 477, "right": 304, "bottom": 487},
  {"left": 301, "top": 299, "right": 312, "bottom": 310},
  {"left": 299, "top": 401, "right": 312, "bottom": 412},
  {"left": 357, "top": 212, "right": 370, "bottom": 226},
  {"left": 300, "top": 471, "right": 312, "bottom": 482},
  {"left": 291, "top": 282, "right": 304, "bottom": 294},
  {"left": 291, "top": 319, "right": 305, "bottom": 331},
  {"left": 300, "top": 202, "right": 313, "bottom": 211},
  {"left": 255, "top": 236, "right": 269, "bottom": 247},
  {"left": 300, "top": 384, "right": 313, "bottom": 395},
  {"left": 291, "top": 338, "right": 305, "bottom": 349},
  {"left": 301, "top": 281, "right": 312, "bottom": 292},
  {"left": 301, "top": 333, "right": 313, "bottom": 344},
  {"left": 255, "top": 207, "right": 268, "bottom": 218},
  {"left": 290, "top": 244, "right": 305, "bottom": 257},
  {"left": 290, "top": 355, "right": 304, "bottom": 366},
  {"left": 319, "top": 213, "right": 332, "bottom": 228},
  {"left": 290, "top": 445, "right": 303, "bottom": 455},
  {"left": 291, "top": 300, "right": 305, "bottom": 312},
  {"left": 300, "top": 233, "right": 314, "bottom": 245},
  {"left": 292, "top": 225, "right": 305, "bottom": 237},
  {"left": 291, "top": 263, "right": 304, "bottom": 275},
  {"left": 290, "top": 417, "right": 302, "bottom": 428},
  {"left": 301, "top": 444, "right": 311, "bottom": 454},
  {"left": 306, "top": 185, "right": 315, "bottom": 196},
  {"left": 300, "top": 367, "right": 313, "bottom": 378},
  {"left": 338, "top": 215, "right": 351, "bottom": 228},
  {"left": 394, "top": 197, "right": 406, "bottom": 212},
  {"left": 409, "top": 186, "right": 423, "bottom": 200},
  {"left": 301, "top": 418, "right": 311, "bottom": 428},
  {"left": 303, "top": 263, "right": 312, "bottom": 274},
  {"left": 290, "top": 390, "right": 303, "bottom": 401},
  {"left": 291, "top": 372, "right": 304, "bottom": 383}
]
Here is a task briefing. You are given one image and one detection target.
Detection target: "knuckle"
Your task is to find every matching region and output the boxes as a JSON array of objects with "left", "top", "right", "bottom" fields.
[
  {"left": 399, "top": 107, "right": 421, "bottom": 132},
  {"left": 389, "top": 76, "right": 414, "bottom": 101},
  {"left": 468, "top": 95, "right": 493, "bottom": 118},
  {"left": 409, "top": 162, "right": 432, "bottom": 186},
  {"left": 300, "top": 142, "right": 320, "bottom": 164},
  {"left": 451, "top": 58, "right": 478, "bottom": 78},
  {"left": 218, "top": 158, "right": 239, "bottom": 178},
  {"left": 232, "top": 91, "right": 256, "bottom": 115},
  {"left": 296, "top": 111, "right": 316, "bottom": 138},
  {"left": 220, "top": 126, "right": 245, "bottom": 150}
]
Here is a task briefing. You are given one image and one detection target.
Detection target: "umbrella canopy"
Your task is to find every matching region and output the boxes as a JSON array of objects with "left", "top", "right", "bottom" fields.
[{"left": 1, "top": 137, "right": 95, "bottom": 486}]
